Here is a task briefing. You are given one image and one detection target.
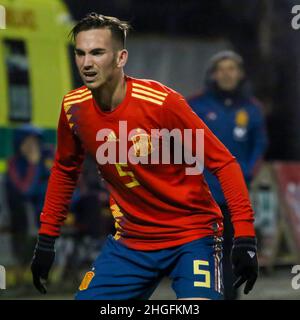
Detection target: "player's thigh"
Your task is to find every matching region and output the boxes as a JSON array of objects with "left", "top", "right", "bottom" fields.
[
  {"left": 169, "top": 236, "right": 223, "bottom": 300},
  {"left": 75, "top": 235, "right": 160, "bottom": 300}
]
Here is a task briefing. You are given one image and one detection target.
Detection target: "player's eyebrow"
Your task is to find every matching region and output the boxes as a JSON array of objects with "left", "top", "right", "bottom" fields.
[
  {"left": 90, "top": 48, "right": 107, "bottom": 54},
  {"left": 74, "top": 48, "right": 107, "bottom": 55}
]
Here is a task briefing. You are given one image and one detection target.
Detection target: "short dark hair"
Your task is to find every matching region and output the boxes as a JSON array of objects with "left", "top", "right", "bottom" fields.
[{"left": 70, "top": 13, "right": 131, "bottom": 49}]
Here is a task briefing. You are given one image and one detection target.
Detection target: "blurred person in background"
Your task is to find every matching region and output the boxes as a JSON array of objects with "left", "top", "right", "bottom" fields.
[
  {"left": 5, "top": 124, "right": 53, "bottom": 286},
  {"left": 188, "top": 51, "right": 268, "bottom": 299}
]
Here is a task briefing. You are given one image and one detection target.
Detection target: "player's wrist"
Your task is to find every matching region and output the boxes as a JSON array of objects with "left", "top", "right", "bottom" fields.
[
  {"left": 36, "top": 234, "right": 57, "bottom": 252},
  {"left": 233, "top": 237, "right": 257, "bottom": 249}
]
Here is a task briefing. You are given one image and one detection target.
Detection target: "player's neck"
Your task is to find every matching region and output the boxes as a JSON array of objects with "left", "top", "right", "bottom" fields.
[{"left": 92, "top": 73, "right": 127, "bottom": 112}]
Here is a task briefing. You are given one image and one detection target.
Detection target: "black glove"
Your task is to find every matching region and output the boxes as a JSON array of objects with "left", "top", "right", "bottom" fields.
[
  {"left": 31, "top": 234, "right": 56, "bottom": 294},
  {"left": 231, "top": 237, "right": 258, "bottom": 295}
]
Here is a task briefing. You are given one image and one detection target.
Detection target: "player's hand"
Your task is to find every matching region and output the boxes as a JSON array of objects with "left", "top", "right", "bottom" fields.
[
  {"left": 31, "top": 234, "right": 56, "bottom": 294},
  {"left": 231, "top": 237, "right": 258, "bottom": 295}
]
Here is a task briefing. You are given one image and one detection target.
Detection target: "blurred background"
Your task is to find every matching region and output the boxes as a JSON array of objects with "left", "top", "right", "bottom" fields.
[{"left": 0, "top": 0, "right": 300, "bottom": 299}]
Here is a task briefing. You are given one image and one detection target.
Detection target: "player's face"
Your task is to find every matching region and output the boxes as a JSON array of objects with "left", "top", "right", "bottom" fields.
[
  {"left": 212, "top": 59, "right": 244, "bottom": 91},
  {"left": 74, "top": 28, "right": 127, "bottom": 90}
]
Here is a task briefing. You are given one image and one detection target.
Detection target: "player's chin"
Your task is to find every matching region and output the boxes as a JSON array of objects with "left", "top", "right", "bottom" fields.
[{"left": 84, "top": 80, "right": 102, "bottom": 90}]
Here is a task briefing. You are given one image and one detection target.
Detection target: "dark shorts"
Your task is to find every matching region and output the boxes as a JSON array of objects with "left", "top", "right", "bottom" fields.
[{"left": 75, "top": 234, "right": 223, "bottom": 300}]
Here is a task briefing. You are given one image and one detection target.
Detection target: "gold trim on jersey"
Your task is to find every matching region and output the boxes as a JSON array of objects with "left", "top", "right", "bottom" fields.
[
  {"left": 63, "top": 91, "right": 92, "bottom": 130},
  {"left": 131, "top": 93, "right": 164, "bottom": 105},
  {"left": 132, "top": 82, "right": 168, "bottom": 96},
  {"left": 64, "top": 90, "right": 91, "bottom": 102},
  {"left": 63, "top": 94, "right": 93, "bottom": 108},
  {"left": 63, "top": 107, "right": 74, "bottom": 128},
  {"left": 132, "top": 87, "right": 166, "bottom": 101},
  {"left": 65, "top": 87, "right": 89, "bottom": 97}
]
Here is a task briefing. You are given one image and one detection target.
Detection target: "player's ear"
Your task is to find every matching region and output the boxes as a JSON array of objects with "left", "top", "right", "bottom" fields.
[{"left": 116, "top": 49, "right": 128, "bottom": 68}]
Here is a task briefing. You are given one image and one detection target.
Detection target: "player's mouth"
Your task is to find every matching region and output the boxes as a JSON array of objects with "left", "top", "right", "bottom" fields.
[{"left": 83, "top": 71, "right": 98, "bottom": 82}]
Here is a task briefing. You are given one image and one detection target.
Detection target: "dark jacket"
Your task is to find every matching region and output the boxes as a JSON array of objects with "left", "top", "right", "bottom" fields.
[{"left": 188, "top": 52, "right": 268, "bottom": 205}]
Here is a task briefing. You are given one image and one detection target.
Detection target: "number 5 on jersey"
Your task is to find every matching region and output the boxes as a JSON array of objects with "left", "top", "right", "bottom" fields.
[
  {"left": 193, "top": 260, "right": 211, "bottom": 288},
  {"left": 115, "top": 163, "right": 140, "bottom": 188}
]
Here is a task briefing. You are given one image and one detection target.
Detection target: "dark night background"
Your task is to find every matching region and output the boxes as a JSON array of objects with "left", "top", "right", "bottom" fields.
[{"left": 64, "top": 0, "right": 300, "bottom": 162}]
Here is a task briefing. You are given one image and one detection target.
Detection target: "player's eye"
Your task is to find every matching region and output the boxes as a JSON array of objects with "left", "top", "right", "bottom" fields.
[
  {"left": 75, "top": 50, "right": 85, "bottom": 57},
  {"left": 91, "top": 50, "right": 104, "bottom": 56}
]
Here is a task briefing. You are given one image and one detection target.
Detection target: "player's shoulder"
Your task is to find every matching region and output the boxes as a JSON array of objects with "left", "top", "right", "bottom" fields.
[
  {"left": 62, "top": 85, "right": 92, "bottom": 107},
  {"left": 129, "top": 76, "right": 180, "bottom": 106},
  {"left": 130, "top": 77, "right": 177, "bottom": 95}
]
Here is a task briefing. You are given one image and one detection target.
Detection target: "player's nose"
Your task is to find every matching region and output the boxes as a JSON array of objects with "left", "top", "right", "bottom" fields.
[{"left": 82, "top": 55, "right": 93, "bottom": 69}]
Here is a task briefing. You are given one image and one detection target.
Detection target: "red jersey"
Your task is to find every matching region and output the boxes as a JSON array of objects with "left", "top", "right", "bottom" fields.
[{"left": 39, "top": 76, "right": 255, "bottom": 250}]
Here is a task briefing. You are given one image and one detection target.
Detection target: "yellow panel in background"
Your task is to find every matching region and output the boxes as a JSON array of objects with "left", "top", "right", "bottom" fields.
[
  {"left": 28, "top": 39, "right": 72, "bottom": 127},
  {"left": 0, "top": 159, "right": 7, "bottom": 173},
  {"left": 0, "top": 0, "right": 73, "bottom": 39},
  {"left": 0, "top": 0, "right": 74, "bottom": 128},
  {"left": 0, "top": 38, "right": 8, "bottom": 126}
]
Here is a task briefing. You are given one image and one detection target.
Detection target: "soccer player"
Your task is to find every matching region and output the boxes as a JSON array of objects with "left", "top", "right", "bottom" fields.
[{"left": 31, "top": 13, "right": 258, "bottom": 300}]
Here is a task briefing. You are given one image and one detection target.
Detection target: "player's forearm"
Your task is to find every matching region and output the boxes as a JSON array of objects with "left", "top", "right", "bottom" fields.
[
  {"left": 215, "top": 159, "right": 255, "bottom": 238},
  {"left": 38, "top": 97, "right": 85, "bottom": 236},
  {"left": 39, "top": 161, "right": 80, "bottom": 237}
]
